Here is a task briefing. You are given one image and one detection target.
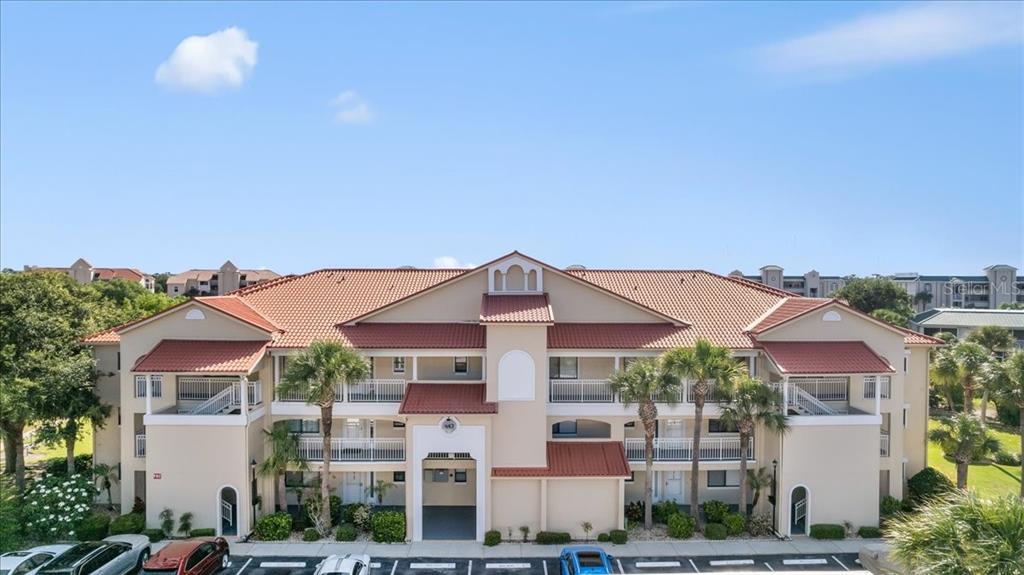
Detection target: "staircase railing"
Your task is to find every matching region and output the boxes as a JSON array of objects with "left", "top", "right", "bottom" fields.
[
  {"left": 187, "top": 385, "right": 236, "bottom": 415},
  {"left": 788, "top": 384, "right": 838, "bottom": 416}
]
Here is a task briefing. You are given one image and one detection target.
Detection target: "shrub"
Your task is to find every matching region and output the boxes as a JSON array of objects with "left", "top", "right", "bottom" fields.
[
  {"left": 253, "top": 513, "right": 292, "bottom": 541},
  {"left": 667, "top": 513, "right": 695, "bottom": 539},
  {"left": 519, "top": 526, "right": 530, "bottom": 542},
  {"left": 336, "top": 523, "right": 358, "bottom": 542},
  {"left": 747, "top": 514, "right": 773, "bottom": 537},
  {"left": 143, "top": 529, "right": 165, "bottom": 542},
  {"left": 608, "top": 529, "right": 628, "bottom": 544},
  {"left": 484, "top": 530, "right": 502, "bottom": 546},
  {"left": 596, "top": 532, "right": 610, "bottom": 542},
  {"left": 371, "top": 511, "right": 405, "bottom": 543},
  {"left": 652, "top": 499, "right": 679, "bottom": 524},
  {"left": 880, "top": 496, "right": 904, "bottom": 516},
  {"left": 907, "top": 467, "right": 955, "bottom": 504},
  {"left": 75, "top": 513, "right": 111, "bottom": 540},
  {"left": 624, "top": 501, "right": 645, "bottom": 524},
  {"left": 535, "top": 531, "right": 571, "bottom": 545},
  {"left": 159, "top": 509, "right": 175, "bottom": 538},
  {"left": 722, "top": 513, "right": 745, "bottom": 536},
  {"left": 177, "top": 512, "right": 194, "bottom": 538},
  {"left": 131, "top": 498, "right": 146, "bottom": 514},
  {"left": 189, "top": 528, "right": 215, "bottom": 537},
  {"left": 858, "top": 526, "right": 883, "bottom": 539},
  {"left": 40, "top": 455, "right": 93, "bottom": 477},
  {"left": 109, "top": 513, "right": 146, "bottom": 535},
  {"left": 304, "top": 495, "right": 342, "bottom": 525},
  {"left": 23, "top": 473, "right": 97, "bottom": 542},
  {"left": 353, "top": 504, "right": 373, "bottom": 532},
  {"left": 704, "top": 523, "right": 727, "bottom": 540},
  {"left": 702, "top": 500, "right": 730, "bottom": 524},
  {"left": 809, "top": 524, "right": 846, "bottom": 540},
  {"left": 994, "top": 451, "right": 1021, "bottom": 466},
  {"left": 303, "top": 527, "right": 320, "bottom": 541}
]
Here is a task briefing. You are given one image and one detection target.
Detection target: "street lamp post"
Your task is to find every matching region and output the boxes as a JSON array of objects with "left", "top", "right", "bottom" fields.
[
  {"left": 250, "top": 458, "right": 258, "bottom": 527},
  {"left": 769, "top": 459, "right": 778, "bottom": 533}
]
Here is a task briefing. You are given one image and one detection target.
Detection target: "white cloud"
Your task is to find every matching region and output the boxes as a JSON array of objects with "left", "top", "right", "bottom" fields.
[
  {"left": 330, "top": 90, "right": 374, "bottom": 124},
  {"left": 433, "top": 256, "right": 474, "bottom": 269},
  {"left": 155, "top": 27, "right": 258, "bottom": 92},
  {"left": 759, "top": 2, "right": 1022, "bottom": 78}
]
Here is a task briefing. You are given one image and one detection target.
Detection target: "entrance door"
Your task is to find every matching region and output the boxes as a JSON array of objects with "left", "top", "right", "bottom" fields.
[
  {"left": 791, "top": 486, "right": 808, "bottom": 535},
  {"left": 655, "top": 471, "right": 684, "bottom": 502},
  {"left": 219, "top": 486, "right": 238, "bottom": 536},
  {"left": 341, "top": 472, "right": 366, "bottom": 503}
]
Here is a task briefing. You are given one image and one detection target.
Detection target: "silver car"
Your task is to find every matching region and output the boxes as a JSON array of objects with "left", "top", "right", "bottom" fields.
[
  {"left": 36, "top": 536, "right": 151, "bottom": 575},
  {"left": 0, "top": 545, "right": 73, "bottom": 575},
  {"left": 314, "top": 555, "right": 372, "bottom": 575}
]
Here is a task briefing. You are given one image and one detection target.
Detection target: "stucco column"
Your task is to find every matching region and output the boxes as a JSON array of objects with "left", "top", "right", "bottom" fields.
[
  {"left": 782, "top": 376, "right": 789, "bottom": 410},
  {"left": 540, "top": 479, "right": 548, "bottom": 531},
  {"left": 617, "top": 479, "right": 626, "bottom": 529},
  {"left": 412, "top": 356, "right": 418, "bottom": 381},
  {"left": 874, "top": 375, "right": 881, "bottom": 415},
  {"left": 145, "top": 374, "right": 152, "bottom": 415},
  {"left": 240, "top": 376, "right": 249, "bottom": 415}
]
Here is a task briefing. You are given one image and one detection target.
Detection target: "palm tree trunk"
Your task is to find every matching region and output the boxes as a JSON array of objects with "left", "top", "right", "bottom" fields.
[
  {"left": 691, "top": 391, "right": 704, "bottom": 527},
  {"left": 738, "top": 432, "right": 749, "bottom": 519},
  {"left": 106, "top": 483, "right": 114, "bottom": 510},
  {"left": 944, "top": 390, "right": 956, "bottom": 412},
  {"left": 956, "top": 460, "right": 968, "bottom": 490},
  {"left": 277, "top": 472, "right": 288, "bottom": 512},
  {"left": 979, "top": 391, "right": 989, "bottom": 428},
  {"left": 963, "top": 385, "right": 974, "bottom": 415},
  {"left": 320, "top": 404, "right": 333, "bottom": 532},
  {"left": 643, "top": 417, "right": 654, "bottom": 530}
]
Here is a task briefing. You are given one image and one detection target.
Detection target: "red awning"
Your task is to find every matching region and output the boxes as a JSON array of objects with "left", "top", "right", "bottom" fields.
[
  {"left": 760, "top": 341, "right": 895, "bottom": 375},
  {"left": 480, "top": 294, "right": 553, "bottom": 323},
  {"left": 399, "top": 383, "right": 497, "bottom": 414},
  {"left": 132, "top": 339, "right": 269, "bottom": 373},
  {"left": 492, "top": 441, "right": 631, "bottom": 478}
]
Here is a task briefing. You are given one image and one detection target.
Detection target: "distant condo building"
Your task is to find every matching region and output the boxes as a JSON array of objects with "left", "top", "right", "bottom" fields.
[
  {"left": 730, "top": 264, "right": 1022, "bottom": 311},
  {"left": 165, "top": 260, "right": 279, "bottom": 296},
  {"left": 25, "top": 258, "right": 155, "bottom": 292}
]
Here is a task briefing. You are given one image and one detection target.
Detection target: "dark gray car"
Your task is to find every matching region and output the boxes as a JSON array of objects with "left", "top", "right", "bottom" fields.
[{"left": 37, "top": 536, "right": 150, "bottom": 575}]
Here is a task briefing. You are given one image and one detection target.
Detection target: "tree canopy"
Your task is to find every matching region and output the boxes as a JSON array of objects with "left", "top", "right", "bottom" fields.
[{"left": 834, "top": 276, "right": 913, "bottom": 323}]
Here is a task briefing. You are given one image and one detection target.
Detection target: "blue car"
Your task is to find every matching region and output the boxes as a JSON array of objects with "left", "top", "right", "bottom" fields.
[{"left": 558, "top": 546, "right": 615, "bottom": 575}]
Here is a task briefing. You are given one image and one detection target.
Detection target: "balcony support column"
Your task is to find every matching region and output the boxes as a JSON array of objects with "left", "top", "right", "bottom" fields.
[
  {"left": 240, "top": 376, "right": 249, "bottom": 415},
  {"left": 874, "top": 373, "right": 881, "bottom": 415},
  {"left": 781, "top": 376, "right": 789, "bottom": 411},
  {"left": 614, "top": 356, "right": 620, "bottom": 371},
  {"left": 145, "top": 374, "right": 152, "bottom": 415},
  {"left": 412, "top": 356, "right": 419, "bottom": 382}
]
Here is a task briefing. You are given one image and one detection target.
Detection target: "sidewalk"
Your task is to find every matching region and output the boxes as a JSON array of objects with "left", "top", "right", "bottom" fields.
[{"left": 227, "top": 538, "right": 873, "bottom": 558}]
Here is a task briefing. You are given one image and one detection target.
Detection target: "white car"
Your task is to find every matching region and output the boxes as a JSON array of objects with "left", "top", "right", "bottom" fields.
[
  {"left": 0, "top": 545, "right": 73, "bottom": 575},
  {"left": 36, "top": 536, "right": 151, "bottom": 575},
  {"left": 314, "top": 555, "right": 372, "bottom": 575}
]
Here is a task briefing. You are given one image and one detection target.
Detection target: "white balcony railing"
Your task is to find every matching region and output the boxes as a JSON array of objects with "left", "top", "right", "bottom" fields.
[
  {"left": 135, "top": 434, "right": 146, "bottom": 458},
  {"left": 880, "top": 432, "right": 890, "bottom": 457},
  {"left": 864, "top": 376, "right": 892, "bottom": 399},
  {"left": 297, "top": 437, "right": 406, "bottom": 462},
  {"left": 276, "top": 380, "right": 406, "bottom": 403},
  {"left": 683, "top": 382, "right": 721, "bottom": 403},
  {"left": 181, "top": 381, "right": 261, "bottom": 415},
  {"left": 549, "top": 379, "right": 615, "bottom": 403},
  {"left": 790, "top": 376, "right": 849, "bottom": 401},
  {"left": 177, "top": 376, "right": 238, "bottom": 400},
  {"left": 623, "top": 436, "right": 753, "bottom": 462}
]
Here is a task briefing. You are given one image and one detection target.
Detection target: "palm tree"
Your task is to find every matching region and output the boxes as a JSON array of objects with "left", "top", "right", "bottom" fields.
[
  {"left": 967, "top": 326, "right": 1015, "bottom": 426},
  {"left": 978, "top": 360, "right": 1009, "bottom": 429},
  {"left": 717, "top": 375, "right": 788, "bottom": 518},
  {"left": 608, "top": 358, "right": 679, "bottom": 529},
  {"left": 929, "top": 413, "right": 1001, "bottom": 489},
  {"left": 260, "top": 421, "right": 309, "bottom": 512},
  {"left": 662, "top": 339, "right": 741, "bottom": 527},
  {"left": 930, "top": 347, "right": 961, "bottom": 411},
  {"left": 995, "top": 350, "right": 1024, "bottom": 498},
  {"left": 277, "top": 340, "right": 370, "bottom": 534},
  {"left": 887, "top": 490, "right": 1024, "bottom": 574},
  {"left": 92, "top": 463, "right": 118, "bottom": 510},
  {"left": 951, "top": 342, "right": 990, "bottom": 414},
  {"left": 746, "top": 467, "right": 772, "bottom": 509}
]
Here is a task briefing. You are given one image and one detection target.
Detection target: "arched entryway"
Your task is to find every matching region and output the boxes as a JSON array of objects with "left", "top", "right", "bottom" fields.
[
  {"left": 790, "top": 485, "right": 808, "bottom": 535},
  {"left": 218, "top": 486, "right": 239, "bottom": 536}
]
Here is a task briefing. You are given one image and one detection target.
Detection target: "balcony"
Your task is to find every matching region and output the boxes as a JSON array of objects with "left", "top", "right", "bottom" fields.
[
  {"left": 135, "top": 434, "right": 146, "bottom": 458},
  {"left": 880, "top": 432, "right": 890, "bottom": 457},
  {"left": 175, "top": 379, "right": 262, "bottom": 415},
  {"left": 623, "top": 436, "right": 753, "bottom": 462},
  {"left": 548, "top": 380, "right": 720, "bottom": 404},
  {"left": 276, "top": 379, "right": 406, "bottom": 403},
  {"left": 296, "top": 437, "right": 405, "bottom": 462}
]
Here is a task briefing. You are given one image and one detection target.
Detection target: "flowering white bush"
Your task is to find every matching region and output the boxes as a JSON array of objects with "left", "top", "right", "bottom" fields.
[{"left": 24, "top": 473, "right": 97, "bottom": 541}]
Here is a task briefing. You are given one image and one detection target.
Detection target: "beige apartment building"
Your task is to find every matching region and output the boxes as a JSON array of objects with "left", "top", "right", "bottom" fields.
[
  {"left": 26, "top": 258, "right": 155, "bottom": 291},
  {"left": 86, "top": 252, "right": 941, "bottom": 541},
  {"left": 165, "top": 261, "right": 279, "bottom": 297}
]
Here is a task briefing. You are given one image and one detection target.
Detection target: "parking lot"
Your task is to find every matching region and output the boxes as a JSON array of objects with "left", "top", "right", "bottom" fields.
[{"left": 224, "top": 554, "right": 868, "bottom": 575}]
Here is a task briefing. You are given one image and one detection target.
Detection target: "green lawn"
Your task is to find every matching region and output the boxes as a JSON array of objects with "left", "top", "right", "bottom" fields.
[
  {"left": 928, "top": 415, "right": 1021, "bottom": 498},
  {"left": 31, "top": 424, "right": 94, "bottom": 460}
]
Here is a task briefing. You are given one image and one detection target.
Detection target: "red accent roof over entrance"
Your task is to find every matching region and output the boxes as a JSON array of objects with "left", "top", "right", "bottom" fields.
[
  {"left": 759, "top": 341, "right": 895, "bottom": 375},
  {"left": 399, "top": 383, "right": 497, "bottom": 414},
  {"left": 492, "top": 441, "right": 631, "bottom": 478},
  {"left": 132, "top": 339, "right": 269, "bottom": 373},
  {"left": 480, "top": 294, "right": 553, "bottom": 323}
]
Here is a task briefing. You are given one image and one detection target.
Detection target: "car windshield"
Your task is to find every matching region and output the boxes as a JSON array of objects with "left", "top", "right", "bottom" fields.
[
  {"left": 576, "top": 553, "right": 605, "bottom": 568},
  {"left": 42, "top": 544, "right": 104, "bottom": 570}
]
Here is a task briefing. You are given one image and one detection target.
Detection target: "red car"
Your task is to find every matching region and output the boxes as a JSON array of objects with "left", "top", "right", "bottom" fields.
[{"left": 141, "top": 539, "right": 229, "bottom": 575}]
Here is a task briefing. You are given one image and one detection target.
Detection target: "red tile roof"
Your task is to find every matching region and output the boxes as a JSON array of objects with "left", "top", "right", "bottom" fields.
[
  {"left": 547, "top": 323, "right": 690, "bottom": 349},
  {"left": 93, "top": 268, "right": 149, "bottom": 282},
  {"left": 759, "top": 341, "right": 895, "bottom": 374},
  {"left": 899, "top": 328, "right": 946, "bottom": 345},
  {"left": 337, "top": 324, "right": 485, "bottom": 349},
  {"left": 399, "top": 383, "right": 497, "bottom": 414},
  {"left": 196, "top": 296, "right": 280, "bottom": 332},
  {"left": 747, "top": 298, "right": 833, "bottom": 333},
  {"left": 132, "top": 339, "right": 269, "bottom": 373},
  {"left": 492, "top": 441, "right": 631, "bottom": 478},
  {"left": 480, "top": 294, "right": 553, "bottom": 323},
  {"left": 82, "top": 327, "right": 120, "bottom": 344}
]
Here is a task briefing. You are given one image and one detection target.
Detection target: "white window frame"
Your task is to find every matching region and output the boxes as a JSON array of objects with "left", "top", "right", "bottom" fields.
[
  {"left": 707, "top": 469, "right": 739, "bottom": 488},
  {"left": 453, "top": 357, "right": 469, "bottom": 374},
  {"left": 393, "top": 357, "right": 406, "bottom": 374}
]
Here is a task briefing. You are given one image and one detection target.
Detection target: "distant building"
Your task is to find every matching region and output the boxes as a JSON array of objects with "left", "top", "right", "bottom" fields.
[
  {"left": 911, "top": 308, "right": 1024, "bottom": 347},
  {"left": 24, "top": 258, "right": 155, "bottom": 291},
  {"left": 165, "top": 260, "right": 279, "bottom": 296},
  {"left": 730, "top": 264, "right": 1023, "bottom": 311}
]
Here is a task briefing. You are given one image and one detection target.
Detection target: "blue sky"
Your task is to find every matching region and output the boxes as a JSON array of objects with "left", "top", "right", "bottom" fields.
[{"left": 1, "top": 1, "right": 1021, "bottom": 276}]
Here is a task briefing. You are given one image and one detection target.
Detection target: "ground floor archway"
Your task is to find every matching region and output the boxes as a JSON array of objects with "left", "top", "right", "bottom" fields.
[
  {"left": 790, "top": 485, "right": 808, "bottom": 535},
  {"left": 219, "top": 485, "right": 238, "bottom": 536}
]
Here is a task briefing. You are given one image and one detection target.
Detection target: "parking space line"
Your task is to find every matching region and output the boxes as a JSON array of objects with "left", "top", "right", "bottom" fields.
[
  {"left": 485, "top": 564, "right": 531, "bottom": 569},
  {"left": 468, "top": 559, "right": 472, "bottom": 575},
  {"left": 831, "top": 555, "right": 850, "bottom": 571},
  {"left": 236, "top": 558, "right": 252, "bottom": 575},
  {"left": 764, "top": 563, "right": 774, "bottom": 572},
  {"left": 542, "top": 560, "right": 548, "bottom": 575},
  {"left": 687, "top": 558, "right": 699, "bottom": 573},
  {"left": 411, "top": 564, "right": 458, "bottom": 570},
  {"left": 616, "top": 559, "right": 624, "bottom": 574},
  {"left": 709, "top": 560, "right": 754, "bottom": 567},
  {"left": 391, "top": 561, "right": 398, "bottom": 575},
  {"left": 782, "top": 559, "right": 828, "bottom": 566},
  {"left": 635, "top": 562, "right": 681, "bottom": 568},
  {"left": 261, "top": 563, "right": 306, "bottom": 569}
]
